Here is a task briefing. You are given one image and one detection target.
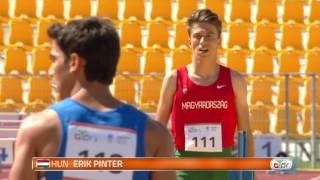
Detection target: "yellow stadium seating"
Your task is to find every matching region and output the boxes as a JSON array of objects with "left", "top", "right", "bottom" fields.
[
  {"left": 229, "top": 0, "right": 251, "bottom": 22},
  {"left": 249, "top": 77, "right": 275, "bottom": 105},
  {"left": 96, "top": 0, "right": 119, "bottom": 23},
  {"left": 280, "top": 21, "right": 303, "bottom": 50},
  {"left": 282, "top": 0, "right": 304, "bottom": 23},
  {"left": 305, "top": 48, "right": 320, "bottom": 73},
  {"left": 171, "top": 48, "right": 192, "bottom": 70},
  {"left": 146, "top": 19, "right": 170, "bottom": 49},
  {"left": 303, "top": 77, "right": 320, "bottom": 105},
  {"left": 251, "top": 49, "right": 274, "bottom": 73},
  {"left": 13, "top": 0, "right": 37, "bottom": 23},
  {"left": 173, "top": 22, "right": 189, "bottom": 48},
  {"left": 117, "top": 48, "right": 140, "bottom": 74},
  {"left": 35, "top": 18, "right": 57, "bottom": 46},
  {"left": 123, "top": 0, "right": 145, "bottom": 21},
  {"left": 225, "top": 49, "right": 247, "bottom": 73},
  {"left": 0, "top": 23, "right": 4, "bottom": 51},
  {"left": 0, "top": 76, "right": 23, "bottom": 106},
  {"left": 150, "top": 0, "right": 172, "bottom": 21},
  {"left": 8, "top": 18, "right": 33, "bottom": 51},
  {"left": 175, "top": 0, "right": 198, "bottom": 21},
  {"left": 301, "top": 107, "right": 320, "bottom": 136},
  {"left": 255, "top": 0, "right": 278, "bottom": 23},
  {"left": 69, "top": 0, "right": 91, "bottom": 19},
  {"left": 41, "top": 0, "right": 65, "bottom": 22},
  {"left": 113, "top": 76, "right": 136, "bottom": 105},
  {"left": 308, "top": 0, "right": 320, "bottom": 23},
  {"left": 276, "top": 77, "right": 301, "bottom": 105},
  {"left": 28, "top": 76, "right": 52, "bottom": 104},
  {"left": 139, "top": 77, "right": 163, "bottom": 111},
  {"left": 32, "top": 46, "right": 52, "bottom": 74},
  {"left": 204, "top": 0, "right": 225, "bottom": 22},
  {"left": 307, "top": 22, "right": 320, "bottom": 50},
  {"left": 3, "top": 47, "right": 28, "bottom": 74},
  {"left": 120, "top": 19, "right": 142, "bottom": 48},
  {"left": 253, "top": 20, "right": 276, "bottom": 50},
  {"left": 249, "top": 105, "right": 271, "bottom": 134},
  {"left": 278, "top": 49, "right": 301, "bottom": 73},
  {"left": 273, "top": 106, "right": 302, "bottom": 138},
  {"left": 0, "top": 0, "right": 9, "bottom": 23},
  {"left": 227, "top": 21, "right": 250, "bottom": 49},
  {"left": 143, "top": 48, "right": 166, "bottom": 74}
]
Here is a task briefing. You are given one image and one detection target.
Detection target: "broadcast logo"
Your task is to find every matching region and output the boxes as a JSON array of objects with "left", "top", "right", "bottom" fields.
[{"left": 270, "top": 158, "right": 293, "bottom": 170}]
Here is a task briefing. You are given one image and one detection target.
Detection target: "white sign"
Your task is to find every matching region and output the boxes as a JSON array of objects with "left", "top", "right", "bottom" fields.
[
  {"left": 0, "top": 138, "right": 15, "bottom": 165},
  {"left": 254, "top": 135, "right": 281, "bottom": 157},
  {"left": 64, "top": 122, "right": 137, "bottom": 180},
  {"left": 184, "top": 123, "right": 222, "bottom": 152}
]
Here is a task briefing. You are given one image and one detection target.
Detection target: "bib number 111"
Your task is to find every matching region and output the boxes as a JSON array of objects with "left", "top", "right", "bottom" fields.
[{"left": 192, "top": 136, "right": 215, "bottom": 148}]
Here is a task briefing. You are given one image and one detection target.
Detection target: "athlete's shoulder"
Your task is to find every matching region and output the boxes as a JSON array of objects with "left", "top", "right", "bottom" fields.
[
  {"left": 144, "top": 118, "right": 174, "bottom": 157},
  {"left": 16, "top": 109, "right": 60, "bottom": 153}
]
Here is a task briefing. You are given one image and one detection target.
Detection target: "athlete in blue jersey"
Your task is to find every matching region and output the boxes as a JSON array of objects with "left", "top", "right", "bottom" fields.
[{"left": 9, "top": 17, "right": 175, "bottom": 180}]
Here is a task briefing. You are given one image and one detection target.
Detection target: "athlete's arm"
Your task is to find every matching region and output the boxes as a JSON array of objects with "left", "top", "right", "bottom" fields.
[
  {"left": 145, "top": 120, "right": 176, "bottom": 180},
  {"left": 156, "top": 71, "right": 177, "bottom": 126},
  {"left": 9, "top": 111, "right": 60, "bottom": 180},
  {"left": 230, "top": 71, "right": 255, "bottom": 157}
]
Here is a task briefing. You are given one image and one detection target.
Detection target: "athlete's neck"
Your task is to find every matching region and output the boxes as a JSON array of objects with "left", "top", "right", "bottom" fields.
[
  {"left": 190, "top": 56, "right": 219, "bottom": 79},
  {"left": 72, "top": 82, "right": 122, "bottom": 111}
]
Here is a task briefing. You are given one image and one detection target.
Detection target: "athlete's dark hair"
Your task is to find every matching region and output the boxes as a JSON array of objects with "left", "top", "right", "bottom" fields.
[
  {"left": 47, "top": 17, "right": 120, "bottom": 85},
  {"left": 187, "top": 9, "right": 222, "bottom": 37}
]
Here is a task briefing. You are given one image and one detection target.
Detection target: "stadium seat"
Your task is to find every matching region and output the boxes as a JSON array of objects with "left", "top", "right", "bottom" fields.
[
  {"left": 123, "top": 0, "right": 145, "bottom": 21},
  {"left": 8, "top": 18, "right": 33, "bottom": 51},
  {"left": 96, "top": 0, "right": 119, "bottom": 23},
  {"left": 306, "top": 22, "right": 320, "bottom": 50},
  {"left": 274, "top": 107, "right": 301, "bottom": 138},
  {"left": 255, "top": 0, "right": 278, "bottom": 23},
  {"left": 69, "top": 0, "right": 91, "bottom": 19},
  {"left": 113, "top": 76, "right": 136, "bottom": 105},
  {"left": 32, "top": 46, "right": 52, "bottom": 74},
  {"left": 0, "top": 0, "right": 10, "bottom": 23},
  {"left": 204, "top": 0, "right": 225, "bottom": 22},
  {"left": 308, "top": 0, "right": 320, "bottom": 23},
  {"left": 303, "top": 77, "right": 320, "bottom": 106},
  {"left": 305, "top": 48, "right": 320, "bottom": 73},
  {"left": 146, "top": 19, "right": 170, "bottom": 49},
  {"left": 227, "top": 21, "right": 250, "bottom": 49},
  {"left": 171, "top": 48, "right": 192, "bottom": 70},
  {"left": 173, "top": 22, "right": 189, "bottom": 48},
  {"left": 13, "top": 0, "right": 37, "bottom": 23},
  {"left": 0, "top": 76, "right": 24, "bottom": 110},
  {"left": 251, "top": 49, "right": 274, "bottom": 73},
  {"left": 0, "top": 23, "right": 4, "bottom": 51},
  {"left": 143, "top": 48, "right": 166, "bottom": 74},
  {"left": 249, "top": 77, "right": 275, "bottom": 105},
  {"left": 282, "top": 0, "right": 304, "bottom": 24},
  {"left": 276, "top": 77, "right": 301, "bottom": 106},
  {"left": 225, "top": 49, "right": 247, "bottom": 73},
  {"left": 301, "top": 107, "right": 320, "bottom": 136},
  {"left": 117, "top": 47, "right": 140, "bottom": 74},
  {"left": 229, "top": 0, "right": 251, "bottom": 22},
  {"left": 249, "top": 105, "right": 271, "bottom": 134},
  {"left": 150, "top": 0, "right": 172, "bottom": 21},
  {"left": 41, "top": 0, "right": 65, "bottom": 22},
  {"left": 120, "top": 19, "right": 142, "bottom": 48},
  {"left": 175, "top": 0, "right": 198, "bottom": 21},
  {"left": 3, "top": 47, "right": 28, "bottom": 74},
  {"left": 278, "top": 49, "right": 301, "bottom": 73},
  {"left": 139, "top": 77, "right": 163, "bottom": 112},
  {"left": 280, "top": 21, "right": 303, "bottom": 50},
  {"left": 253, "top": 20, "right": 277, "bottom": 50},
  {"left": 28, "top": 76, "right": 52, "bottom": 104},
  {"left": 35, "top": 18, "right": 57, "bottom": 46}
]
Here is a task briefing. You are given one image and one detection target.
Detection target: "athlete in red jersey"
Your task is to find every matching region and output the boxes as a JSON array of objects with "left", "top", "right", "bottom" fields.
[{"left": 156, "top": 9, "right": 254, "bottom": 180}]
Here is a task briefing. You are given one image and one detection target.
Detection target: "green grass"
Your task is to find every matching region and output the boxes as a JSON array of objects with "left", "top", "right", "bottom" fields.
[{"left": 296, "top": 160, "right": 320, "bottom": 170}]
